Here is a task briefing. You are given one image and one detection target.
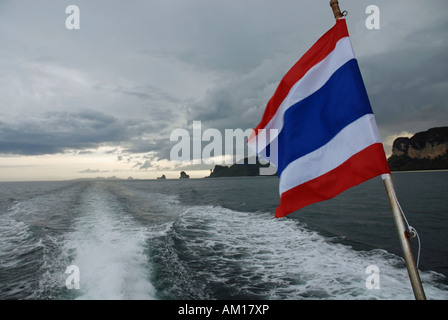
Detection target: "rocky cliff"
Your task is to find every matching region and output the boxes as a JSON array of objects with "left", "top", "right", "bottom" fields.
[
  {"left": 208, "top": 157, "right": 273, "bottom": 178},
  {"left": 388, "top": 127, "right": 448, "bottom": 171}
]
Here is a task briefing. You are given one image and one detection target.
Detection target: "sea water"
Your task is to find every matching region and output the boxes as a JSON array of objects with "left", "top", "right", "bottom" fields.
[{"left": 0, "top": 171, "right": 447, "bottom": 300}]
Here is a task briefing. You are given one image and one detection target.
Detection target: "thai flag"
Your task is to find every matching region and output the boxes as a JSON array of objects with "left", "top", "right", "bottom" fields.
[{"left": 248, "top": 18, "right": 390, "bottom": 218}]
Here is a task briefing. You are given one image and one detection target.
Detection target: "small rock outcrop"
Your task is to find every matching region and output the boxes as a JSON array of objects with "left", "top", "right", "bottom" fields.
[{"left": 179, "top": 171, "right": 190, "bottom": 179}]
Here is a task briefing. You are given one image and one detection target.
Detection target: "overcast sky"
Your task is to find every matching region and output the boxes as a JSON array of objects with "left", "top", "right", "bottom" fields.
[{"left": 0, "top": 0, "right": 447, "bottom": 181}]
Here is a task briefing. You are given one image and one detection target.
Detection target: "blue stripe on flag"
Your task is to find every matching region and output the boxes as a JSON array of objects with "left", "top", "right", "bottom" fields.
[{"left": 276, "top": 59, "right": 374, "bottom": 176}]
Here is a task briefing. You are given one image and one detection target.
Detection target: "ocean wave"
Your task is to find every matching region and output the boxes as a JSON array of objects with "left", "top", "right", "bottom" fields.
[
  {"left": 152, "top": 204, "right": 448, "bottom": 300},
  {"left": 1, "top": 179, "right": 447, "bottom": 300}
]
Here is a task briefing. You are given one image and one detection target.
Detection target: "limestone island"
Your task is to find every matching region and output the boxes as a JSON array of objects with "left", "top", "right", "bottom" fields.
[
  {"left": 180, "top": 171, "right": 190, "bottom": 179},
  {"left": 387, "top": 126, "right": 448, "bottom": 171},
  {"left": 207, "top": 157, "right": 274, "bottom": 178}
]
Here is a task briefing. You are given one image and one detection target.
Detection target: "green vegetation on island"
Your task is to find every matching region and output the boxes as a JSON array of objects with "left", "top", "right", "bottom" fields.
[{"left": 387, "top": 127, "right": 448, "bottom": 171}]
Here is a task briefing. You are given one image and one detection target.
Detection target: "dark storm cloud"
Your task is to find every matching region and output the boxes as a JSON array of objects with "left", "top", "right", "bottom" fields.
[
  {"left": 0, "top": 110, "right": 145, "bottom": 155},
  {"left": 116, "top": 85, "right": 181, "bottom": 105},
  {"left": 0, "top": 0, "right": 447, "bottom": 168},
  {"left": 183, "top": 0, "right": 448, "bottom": 159},
  {"left": 186, "top": 54, "right": 292, "bottom": 133},
  {"left": 359, "top": 15, "right": 448, "bottom": 137},
  {"left": 124, "top": 136, "right": 172, "bottom": 155}
]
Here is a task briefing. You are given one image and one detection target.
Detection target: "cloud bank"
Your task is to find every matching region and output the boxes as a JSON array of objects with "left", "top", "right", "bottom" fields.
[{"left": 0, "top": 0, "right": 447, "bottom": 178}]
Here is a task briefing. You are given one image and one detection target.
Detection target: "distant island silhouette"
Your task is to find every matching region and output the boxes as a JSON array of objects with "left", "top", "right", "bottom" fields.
[
  {"left": 180, "top": 171, "right": 190, "bottom": 179},
  {"left": 207, "top": 157, "right": 274, "bottom": 178}
]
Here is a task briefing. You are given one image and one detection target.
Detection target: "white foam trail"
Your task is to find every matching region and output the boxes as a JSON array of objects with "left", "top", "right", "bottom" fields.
[
  {"left": 63, "top": 184, "right": 156, "bottom": 300},
  {"left": 174, "top": 206, "right": 448, "bottom": 300}
]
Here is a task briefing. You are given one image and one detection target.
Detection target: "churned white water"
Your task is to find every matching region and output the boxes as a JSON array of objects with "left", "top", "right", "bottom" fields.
[
  {"left": 171, "top": 205, "right": 448, "bottom": 300},
  {"left": 63, "top": 184, "right": 156, "bottom": 300},
  {"left": 1, "top": 176, "right": 447, "bottom": 300}
]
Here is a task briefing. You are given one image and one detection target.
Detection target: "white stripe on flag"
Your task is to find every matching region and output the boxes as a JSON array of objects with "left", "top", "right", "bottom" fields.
[{"left": 279, "top": 114, "right": 382, "bottom": 195}]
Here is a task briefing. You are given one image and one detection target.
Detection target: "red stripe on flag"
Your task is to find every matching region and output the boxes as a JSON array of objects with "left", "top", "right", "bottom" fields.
[
  {"left": 251, "top": 19, "right": 349, "bottom": 136},
  {"left": 275, "top": 143, "right": 390, "bottom": 218}
]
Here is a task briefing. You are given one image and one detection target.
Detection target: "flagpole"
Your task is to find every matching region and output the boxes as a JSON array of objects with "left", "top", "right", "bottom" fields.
[
  {"left": 382, "top": 174, "right": 426, "bottom": 300},
  {"left": 329, "top": 0, "right": 343, "bottom": 19},
  {"left": 328, "top": 0, "right": 426, "bottom": 301},
  {"left": 330, "top": 0, "right": 426, "bottom": 300}
]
